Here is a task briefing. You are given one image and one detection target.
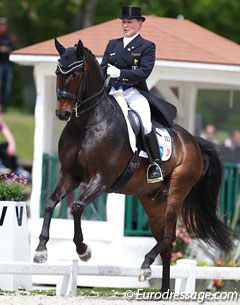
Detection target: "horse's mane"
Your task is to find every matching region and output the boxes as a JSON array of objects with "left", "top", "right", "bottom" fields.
[
  {"left": 84, "top": 47, "right": 98, "bottom": 65},
  {"left": 84, "top": 46, "right": 104, "bottom": 80},
  {"left": 84, "top": 47, "right": 95, "bottom": 58}
]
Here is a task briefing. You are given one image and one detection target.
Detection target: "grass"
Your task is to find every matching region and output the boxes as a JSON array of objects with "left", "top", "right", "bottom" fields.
[
  {"left": 0, "top": 110, "right": 34, "bottom": 163},
  {"left": 0, "top": 287, "right": 156, "bottom": 297},
  {"left": 31, "top": 287, "right": 132, "bottom": 297}
]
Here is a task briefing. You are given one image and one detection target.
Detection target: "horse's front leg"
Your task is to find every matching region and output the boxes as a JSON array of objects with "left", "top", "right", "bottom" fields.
[
  {"left": 34, "top": 173, "right": 78, "bottom": 263},
  {"left": 72, "top": 173, "right": 106, "bottom": 262},
  {"left": 71, "top": 202, "right": 92, "bottom": 262}
]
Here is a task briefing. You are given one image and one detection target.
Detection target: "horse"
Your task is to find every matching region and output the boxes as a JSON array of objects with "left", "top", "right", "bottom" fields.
[{"left": 33, "top": 38, "right": 234, "bottom": 292}]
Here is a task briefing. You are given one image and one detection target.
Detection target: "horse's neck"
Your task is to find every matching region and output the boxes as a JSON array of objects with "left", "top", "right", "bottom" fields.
[
  {"left": 69, "top": 93, "right": 120, "bottom": 130},
  {"left": 84, "top": 51, "right": 104, "bottom": 98},
  {"left": 71, "top": 50, "right": 125, "bottom": 129},
  {"left": 70, "top": 93, "right": 114, "bottom": 128}
]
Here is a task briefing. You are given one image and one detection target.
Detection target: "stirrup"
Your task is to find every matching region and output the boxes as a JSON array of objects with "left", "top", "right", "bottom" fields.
[{"left": 147, "top": 162, "right": 164, "bottom": 183}]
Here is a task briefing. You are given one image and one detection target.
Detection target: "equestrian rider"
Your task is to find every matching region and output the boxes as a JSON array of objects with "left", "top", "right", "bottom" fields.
[{"left": 101, "top": 6, "right": 163, "bottom": 183}]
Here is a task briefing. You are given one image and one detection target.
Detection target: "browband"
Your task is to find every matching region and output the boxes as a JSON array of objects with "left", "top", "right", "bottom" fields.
[{"left": 57, "top": 60, "right": 84, "bottom": 75}]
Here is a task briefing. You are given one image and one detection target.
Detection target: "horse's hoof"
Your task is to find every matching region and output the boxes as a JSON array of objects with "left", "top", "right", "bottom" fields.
[
  {"left": 79, "top": 245, "right": 92, "bottom": 262},
  {"left": 138, "top": 267, "right": 152, "bottom": 282},
  {"left": 33, "top": 250, "right": 48, "bottom": 263}
]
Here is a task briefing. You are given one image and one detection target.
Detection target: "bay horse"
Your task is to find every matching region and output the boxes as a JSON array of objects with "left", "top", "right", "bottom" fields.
[{"left": 34, "top": 39, "right": 234, "bottom": 292}]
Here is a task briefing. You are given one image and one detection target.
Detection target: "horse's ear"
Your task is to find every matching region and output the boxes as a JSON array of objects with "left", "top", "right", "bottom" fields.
[
  {"left": 76, "top": 40, "right": 84, "bottom": 58},
  {"left": 55, "top": 38, "right": 66, "bottom": 55}
]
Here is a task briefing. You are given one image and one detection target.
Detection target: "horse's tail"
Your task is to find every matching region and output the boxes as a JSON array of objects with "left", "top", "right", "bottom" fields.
[{"left": 182, "top": 136, "right": 234, "bottom": 252}]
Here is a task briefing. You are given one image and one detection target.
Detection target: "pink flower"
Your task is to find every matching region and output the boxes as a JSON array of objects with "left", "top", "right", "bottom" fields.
[{"left": 176, "top": 251, "right": 183, "bottom": 258}]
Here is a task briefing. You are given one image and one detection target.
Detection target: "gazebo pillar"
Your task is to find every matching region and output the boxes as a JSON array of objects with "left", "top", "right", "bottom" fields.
[
  {"left": 178, "top": 83, "right": 198, "bottom": 133},
  {"left": 30, "top": 63, "right": 57, "bottom": 219}
]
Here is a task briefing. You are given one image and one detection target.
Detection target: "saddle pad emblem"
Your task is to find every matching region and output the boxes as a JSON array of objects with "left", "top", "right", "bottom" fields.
[{"left": 156, "top": 129, "right": 172, "bottom": 161}]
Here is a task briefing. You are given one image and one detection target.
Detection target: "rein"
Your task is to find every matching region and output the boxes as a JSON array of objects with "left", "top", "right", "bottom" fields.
[{"left": 73, "top": 85, "right": 105, "bottom": 117}]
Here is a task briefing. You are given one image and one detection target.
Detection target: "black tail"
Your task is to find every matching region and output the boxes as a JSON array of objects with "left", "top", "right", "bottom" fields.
[{"left": 182, "top": 137, "right": 234, "bottom": 252}]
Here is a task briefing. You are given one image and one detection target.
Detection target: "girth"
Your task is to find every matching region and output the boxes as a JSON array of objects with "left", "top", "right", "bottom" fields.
[{"left": 110, "top": 150, "right": 140, "bottom": 191}]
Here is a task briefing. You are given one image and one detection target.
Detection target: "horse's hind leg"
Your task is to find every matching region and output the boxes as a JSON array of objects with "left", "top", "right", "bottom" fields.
[
  {"left": 159, "top": 240, "right": 174, "bottom": 292},
  {"left": 34, "top": 173, "right": 78, "bottom": 263},
  {"left": 139, "top": 223, "right": 176, "bottom": 292},
  {"left": 138, "top": 195, "right": 177, "bottom": 292}
]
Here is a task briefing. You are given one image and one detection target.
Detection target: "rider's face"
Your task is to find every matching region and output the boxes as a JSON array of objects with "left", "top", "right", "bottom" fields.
[{"left": 122, "top": 19, "right": 142, "bottom": 37}]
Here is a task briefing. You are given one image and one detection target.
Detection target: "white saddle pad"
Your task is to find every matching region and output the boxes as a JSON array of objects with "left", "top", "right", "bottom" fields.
[{"left": 110, "top": 90, "right": 172, "bottom": 161}]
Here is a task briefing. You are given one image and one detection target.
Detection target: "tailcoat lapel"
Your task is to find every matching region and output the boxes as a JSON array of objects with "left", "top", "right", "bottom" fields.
[{"left": 115, "top": 38, "right": 126, "bottom": 63}]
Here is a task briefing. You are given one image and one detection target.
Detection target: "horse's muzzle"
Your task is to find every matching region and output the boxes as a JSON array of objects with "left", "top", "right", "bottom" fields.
[{"left": 55, "top": 109, "right": 71, "bottom": 121}]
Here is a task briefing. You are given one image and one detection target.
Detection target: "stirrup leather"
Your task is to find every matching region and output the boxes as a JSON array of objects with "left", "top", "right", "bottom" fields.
[{"left": 147, "top": 162, "right": 164, "bottom": 183}]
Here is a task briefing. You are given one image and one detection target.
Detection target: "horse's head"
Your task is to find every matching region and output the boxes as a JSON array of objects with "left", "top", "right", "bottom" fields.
[{"left": 55, "top": 38, "right": 86, "bottom": 121}]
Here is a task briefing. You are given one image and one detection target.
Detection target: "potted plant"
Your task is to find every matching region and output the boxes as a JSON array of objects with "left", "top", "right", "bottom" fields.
[
  {"left": 0, "top": 173, "right": 32, "bottom": 291},
  {"left": 0, "top": 173, "right": 28, "bottom": 201}
]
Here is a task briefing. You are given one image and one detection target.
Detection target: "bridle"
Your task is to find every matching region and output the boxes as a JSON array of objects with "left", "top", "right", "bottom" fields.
[{"left": 56, "top": 59, "right": 105, "bottom": 117}]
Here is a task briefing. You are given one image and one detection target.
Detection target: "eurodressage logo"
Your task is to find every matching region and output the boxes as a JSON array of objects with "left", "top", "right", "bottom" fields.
[{"left": 125, "top": 289, "right": 240, "bottom": 303}]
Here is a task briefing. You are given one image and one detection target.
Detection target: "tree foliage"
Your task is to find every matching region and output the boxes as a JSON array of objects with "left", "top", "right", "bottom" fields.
[{"left": 1, "top": 0, "right": 240, "bottom": 47}]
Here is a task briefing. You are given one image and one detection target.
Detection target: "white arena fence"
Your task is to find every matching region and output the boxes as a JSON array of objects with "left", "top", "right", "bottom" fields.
[{"left": 0, "top": 259, "right": 240, "bottom": 296}]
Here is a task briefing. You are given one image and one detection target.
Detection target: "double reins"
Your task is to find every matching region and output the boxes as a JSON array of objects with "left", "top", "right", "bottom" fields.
[{"left": 73, "top": 85, "right": 105, "bottom": 117}]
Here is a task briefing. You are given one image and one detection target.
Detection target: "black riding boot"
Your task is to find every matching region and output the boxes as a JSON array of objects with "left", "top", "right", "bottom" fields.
[{"left": 144, "top": 129, "right": 164, "bottom": 183}]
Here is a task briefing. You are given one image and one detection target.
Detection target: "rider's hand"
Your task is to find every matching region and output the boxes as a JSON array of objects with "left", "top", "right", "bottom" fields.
[{"left": 107, "top": 64, "right": 120, "bottom": 78}]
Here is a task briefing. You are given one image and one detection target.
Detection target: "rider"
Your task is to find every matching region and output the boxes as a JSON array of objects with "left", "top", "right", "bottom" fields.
[{"left": 101, "top": 6, "right": 163, "bottom": 183}]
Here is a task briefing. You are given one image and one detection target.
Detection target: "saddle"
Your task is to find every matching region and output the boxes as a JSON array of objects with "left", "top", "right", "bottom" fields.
[
  {"left": 108, "top": 90, "right": 172, "bottom": 190},
  {"left": 109, "top": 90, "right": 172, "bottom": 162}
]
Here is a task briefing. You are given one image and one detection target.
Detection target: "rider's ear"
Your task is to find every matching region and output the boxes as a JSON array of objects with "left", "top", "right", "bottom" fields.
[
  {"left": 55, "top": 38, "right": 66, "bottom": 55},
  {"left": 76, "top": 40, "right": 84, "bottom": 58}
]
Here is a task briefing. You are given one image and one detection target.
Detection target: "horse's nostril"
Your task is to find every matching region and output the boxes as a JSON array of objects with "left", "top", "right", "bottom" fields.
[{"left": 55, "top": 110, "right": 72, "bottom": 121}]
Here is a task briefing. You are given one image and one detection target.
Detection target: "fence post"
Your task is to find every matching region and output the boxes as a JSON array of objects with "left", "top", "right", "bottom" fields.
[
  {"left": 70, "top": 259, "right": 79, "bottom": 296},
  {"left": 175, "top": 259, "right": 197, "bottom": 294},
  {"left": 56, "top": 274, "right": 70, "bottom": 296}
]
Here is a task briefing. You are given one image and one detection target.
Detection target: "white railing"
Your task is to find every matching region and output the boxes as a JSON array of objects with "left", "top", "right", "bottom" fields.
[{"left": 0, "top": 259, "right": 240, "bottom": 296}]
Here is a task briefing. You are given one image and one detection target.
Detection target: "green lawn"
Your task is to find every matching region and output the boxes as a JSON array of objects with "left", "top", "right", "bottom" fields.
[{"left": 0, "top": 111, "right": 34, "bottom": 163}]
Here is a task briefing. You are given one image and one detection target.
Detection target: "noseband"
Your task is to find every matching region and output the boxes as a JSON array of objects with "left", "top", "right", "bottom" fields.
[{"left": 56, "top": 60, "right": 105, "bottom": 117}]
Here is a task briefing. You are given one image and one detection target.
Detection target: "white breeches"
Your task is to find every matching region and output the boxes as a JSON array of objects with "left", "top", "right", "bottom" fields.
[{"left": 122, "top": 87, "right": 152, "bottom": 134}]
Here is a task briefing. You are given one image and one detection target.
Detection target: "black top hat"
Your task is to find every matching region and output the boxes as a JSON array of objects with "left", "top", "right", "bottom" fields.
[{"left": 119, "top": 7, "right": 145, "bottom": 22}]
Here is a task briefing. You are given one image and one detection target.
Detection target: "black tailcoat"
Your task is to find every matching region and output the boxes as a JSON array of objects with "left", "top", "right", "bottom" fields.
[{"left": 101, "top": 34, "right": 177, "bottom": 127}]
